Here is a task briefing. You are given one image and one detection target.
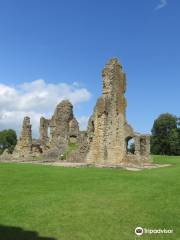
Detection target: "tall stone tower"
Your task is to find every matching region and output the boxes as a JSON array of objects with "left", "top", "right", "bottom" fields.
[
  {"left": 86, "top": 58, "right": 127, "bottom": 164},
  {"left": 14, "top": 116, "right": 32, "bottom": 157},
  {"left": 86, "top": 58, "right": 150, "bottom": 164}
]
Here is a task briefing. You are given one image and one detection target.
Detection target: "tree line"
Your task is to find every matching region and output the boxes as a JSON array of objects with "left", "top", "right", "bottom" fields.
[
  {"left": 151, "top": 113, "right": 180, "bottom": 155},
  {"left": 0, "top": 113, "right": 179, "bottom": 156},
  {"left": 0, "top": 129, "right": 17, "bottom": 154}
]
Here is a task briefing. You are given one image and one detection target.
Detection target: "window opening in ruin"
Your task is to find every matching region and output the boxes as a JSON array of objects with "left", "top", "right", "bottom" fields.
[{"left": 126, "top": 137, "right": 135, "bottom": 154}]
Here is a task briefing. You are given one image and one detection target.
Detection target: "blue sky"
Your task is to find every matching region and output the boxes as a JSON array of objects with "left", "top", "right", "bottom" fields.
[{"left": 0, "top": 0, "right": 179, "bottom": 137}]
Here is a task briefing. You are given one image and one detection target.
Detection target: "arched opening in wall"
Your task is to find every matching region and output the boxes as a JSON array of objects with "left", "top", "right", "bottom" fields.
[
  {"left": 140, "top": 138, "right": 146, "bottom": 155},
  {"left": 126, "top": 137, "right": 135, "bottom": 154}
]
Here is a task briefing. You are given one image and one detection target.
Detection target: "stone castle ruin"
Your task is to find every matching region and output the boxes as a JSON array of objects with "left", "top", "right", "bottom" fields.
[
  {"left": 39, "top": 100, "right": 80, "bottom": 150},
  {"left": 13, "top": 100, "right": 81, "bottom": 159},
  {"left": 13, "top": 58, "right": 151, "bottom": 165}
]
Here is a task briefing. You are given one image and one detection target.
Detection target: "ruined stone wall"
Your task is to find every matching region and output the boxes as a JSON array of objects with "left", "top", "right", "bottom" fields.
[
  {"left": 135, "top": 134, "right": 151, "bottom": 162},
  {"left": 48, "top": 100, "right": 79, "bottom": 148},
  {"left": 86, "top": 59, "right": 127, "bottom": 163},
  {"left": 14, "top": 116, "right": 32, "bottom": 157},
  {"left": 13, "top": 100, "right": 80, "bottom": 159},
  {"left": 39, "top": 117, "right": 50, "bottom": 147},
  {"left": 69, "top": 118, "right": 79, "bottom": 143},
  {"left": 86, "top": 58, "right": 151, "bottom": 164}
]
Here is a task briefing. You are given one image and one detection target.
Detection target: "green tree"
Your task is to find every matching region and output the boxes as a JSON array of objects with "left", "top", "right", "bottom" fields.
[
  {"left": 151, "top": 113, "right": 180, "bottom": 155},
  {"left": 0, "top": 129, "right": 17, "bottom": 154}
]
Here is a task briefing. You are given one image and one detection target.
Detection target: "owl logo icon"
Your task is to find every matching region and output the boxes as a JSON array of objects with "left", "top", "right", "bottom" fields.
[{"left": 135, "top": 227, "right": 143, "bottom": 236}]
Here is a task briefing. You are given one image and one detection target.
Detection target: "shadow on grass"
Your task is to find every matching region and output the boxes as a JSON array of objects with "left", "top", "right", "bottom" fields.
[{"left": 0, "top": 225, "right": 57, "bottom": 240}]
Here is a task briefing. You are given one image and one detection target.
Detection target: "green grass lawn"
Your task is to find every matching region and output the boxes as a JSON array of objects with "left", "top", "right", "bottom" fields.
[{"left": 0, "top": 156, "right": 180, "bottom": 240}]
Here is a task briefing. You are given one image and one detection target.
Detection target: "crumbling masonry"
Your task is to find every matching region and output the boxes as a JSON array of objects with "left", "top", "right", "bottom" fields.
[
  {"left": 39, "top": 100, "right": 79, "bottom": 150},
  {"left": 86, "top": 58, "right": 150, "bottom": 164},
  {"left": 13, "top": 58, "right": 151, "bottom": 165},
  {"left": 13, "top": 116, "right": 32, "bottom": 157}
]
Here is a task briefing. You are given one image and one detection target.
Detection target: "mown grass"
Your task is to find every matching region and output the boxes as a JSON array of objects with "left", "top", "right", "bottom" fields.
[{"left": 0, "top": 155, "right": 180, "bottom": 240}]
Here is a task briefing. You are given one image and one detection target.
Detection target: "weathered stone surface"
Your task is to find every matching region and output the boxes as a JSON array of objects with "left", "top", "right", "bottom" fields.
[
  {"left": 69, "top": 118, "right": 79, "bottom": 143},
  {"left": 13, "top": 116, "right": 32, "bottom": 157},
  {"left": 37, "top": 100, "right": 80, "bottom": 159},
  {"left": 39, "top": 117, "right": 50, "bottom": 148},
  {"left": 42, "top": 147, "right": 63, "bottom": 161},
  {"left": 31, "top": 139, "right": 43, "bottom": 157},
  {"left": 48, "top": 100, "right": 79, "bottom": 148},
  {"left": 86, "top": 58, "right": 151, "bottom": 164},
  {"left": 66, "top": 135, "right": 89, "bottom": 163}
]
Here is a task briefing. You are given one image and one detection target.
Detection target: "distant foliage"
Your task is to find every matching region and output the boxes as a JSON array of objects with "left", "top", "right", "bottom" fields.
[
  {"left": 151, "top": 113, "right": 180, "bottom": 155},
  {"left": 0, "top": 129, "right": 17, "bottom": 154},
  {"left": 128, "top": 143, "right": 135, "bottom": 154}
]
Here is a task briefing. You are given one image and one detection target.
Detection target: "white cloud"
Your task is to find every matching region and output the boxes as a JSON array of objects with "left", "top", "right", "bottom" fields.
[
  {"left": 0, "top": 79, "right": 91, "bottom": 137},
  {"left": 155, "top": 0, "right": 167, "bottom": 10}
]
